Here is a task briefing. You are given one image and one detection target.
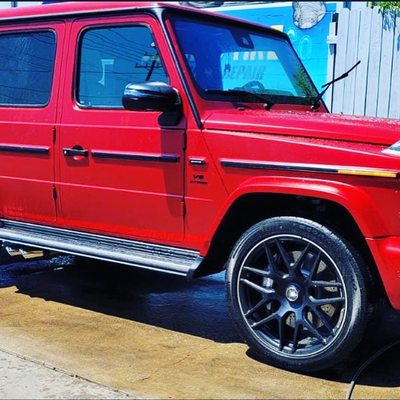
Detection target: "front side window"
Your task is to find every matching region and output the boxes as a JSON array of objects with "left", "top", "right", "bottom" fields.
[
  {"left": 170, "top": 16, "right": 318, "bottom": 106},
  {"left": 78, "top": 25, "right": 168, "bottom": 108},
  {"left": 0, "top": 30, "right": 56, "bottom": 106}
]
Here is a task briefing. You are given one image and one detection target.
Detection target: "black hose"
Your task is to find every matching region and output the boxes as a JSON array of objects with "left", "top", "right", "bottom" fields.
[{"left": 345, "top": 338, "right": 400, "bottom": 400}]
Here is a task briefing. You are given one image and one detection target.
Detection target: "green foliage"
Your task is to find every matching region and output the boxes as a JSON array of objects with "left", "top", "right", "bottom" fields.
[
  {"left": 294, "top": 68, "right": 315, "bottom": 97},
  {"left": 372, "top": 1, "right": 400, "bottom": 12}
]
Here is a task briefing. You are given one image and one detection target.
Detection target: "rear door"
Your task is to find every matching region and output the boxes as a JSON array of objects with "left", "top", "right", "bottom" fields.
[
  {"left": 58, "top": 14, "right": 186, "bottom": 242},
  {"left": 0, "top": 22, "right": 64, "bottom": 224}
]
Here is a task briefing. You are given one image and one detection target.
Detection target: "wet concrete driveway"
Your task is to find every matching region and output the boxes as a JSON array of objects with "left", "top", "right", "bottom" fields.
[{"left": 0, "top": 256, "right": 400, "bottom": 399}]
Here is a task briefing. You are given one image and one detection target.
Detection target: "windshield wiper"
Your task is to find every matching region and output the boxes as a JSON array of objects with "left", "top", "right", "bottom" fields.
[
  {"left": 311, "top": 60, "right": 361, "bottom": 110},
  {"left": 204, "top": 89, "right": 274, "bottom": 110}
]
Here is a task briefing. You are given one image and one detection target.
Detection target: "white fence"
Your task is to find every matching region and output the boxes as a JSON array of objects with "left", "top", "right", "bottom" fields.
[{"left": 328, "top": 7, "right": 400, "bottom": 119}]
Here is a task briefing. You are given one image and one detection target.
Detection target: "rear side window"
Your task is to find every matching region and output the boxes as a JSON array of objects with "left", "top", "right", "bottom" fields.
[
  {"left": 0, "top": 30, "right": 56, "bottom": 106},
  {"left": 78, "top": 25, "right": 168, "bottom": 108}
]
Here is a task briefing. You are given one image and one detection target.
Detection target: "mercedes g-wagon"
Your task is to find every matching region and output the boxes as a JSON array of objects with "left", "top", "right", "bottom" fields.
[{"left": 0, "top": 1, "right": 400, "bottom": 372}]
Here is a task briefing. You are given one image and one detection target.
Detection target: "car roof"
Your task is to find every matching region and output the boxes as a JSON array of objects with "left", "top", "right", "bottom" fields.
[
  {"left": 0, "top": 1, "right": 288, "bottom": 41},
  {"left": 0, "top": 2, "right": 170, "bottom": 21}
]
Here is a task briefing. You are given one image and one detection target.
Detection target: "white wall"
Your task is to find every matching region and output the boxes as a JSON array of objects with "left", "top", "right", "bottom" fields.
[
  {"left": 331, "top": 7, "right": 400, "bottom": 118},
  {"left": 0, "top": 1, "right": 42, "bottom": 7},
  {"left": 17, "top": 2, "right": 43, "bottom": 5}
]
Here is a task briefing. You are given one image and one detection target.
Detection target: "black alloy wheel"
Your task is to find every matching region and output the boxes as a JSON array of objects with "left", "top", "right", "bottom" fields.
[{"left": 226, "top": 217, "right": 370, "bottom": 372}]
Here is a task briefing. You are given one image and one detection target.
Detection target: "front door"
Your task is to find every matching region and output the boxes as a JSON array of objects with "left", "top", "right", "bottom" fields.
[
  {"left": 0, "top": 23, "right": 64, "bottom": 225},
  {"left": 58, "top": 15, "right": 185, "bottom": 242}
]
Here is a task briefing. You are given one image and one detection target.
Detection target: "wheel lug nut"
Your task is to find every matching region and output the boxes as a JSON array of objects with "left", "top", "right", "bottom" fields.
[{"left": 286, "top": 285, "right": 300, "bottom": 302}]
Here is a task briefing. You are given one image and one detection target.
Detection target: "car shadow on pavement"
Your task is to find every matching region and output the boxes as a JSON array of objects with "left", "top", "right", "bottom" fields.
[
  {"left": 1, "top": 257, "right": 241, "bottom": 344},
  {"left": 2, "top": 256, "right": 400, "bottom": 388}
]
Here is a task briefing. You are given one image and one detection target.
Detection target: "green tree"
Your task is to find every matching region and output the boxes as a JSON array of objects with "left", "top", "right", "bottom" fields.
[{"left": 372, "top": 1, "right": 400, "bottom": 12}]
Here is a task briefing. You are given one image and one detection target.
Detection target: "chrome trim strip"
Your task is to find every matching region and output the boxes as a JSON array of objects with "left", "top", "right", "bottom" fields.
[
  {"left": 92, "top": 150, "right": 179, "bottom": 163},
  {"left": 221, "top": 159, "right": 338, "bottom": 174},
  {"left": 0, "top": 145, "right": 50, "bottom": 155},
  {"left": 220, "top": 159, "right": 399, "bottom": 178}
]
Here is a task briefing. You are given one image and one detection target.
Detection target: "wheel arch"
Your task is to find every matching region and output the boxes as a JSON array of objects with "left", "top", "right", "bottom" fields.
[{"left": 196, "top": 179, "right": 386, "bottom": 299}]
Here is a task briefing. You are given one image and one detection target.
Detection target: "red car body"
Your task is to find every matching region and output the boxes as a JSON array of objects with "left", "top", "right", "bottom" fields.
[{"left": 0, "top": 1, "right": 399, "bottom": 371}]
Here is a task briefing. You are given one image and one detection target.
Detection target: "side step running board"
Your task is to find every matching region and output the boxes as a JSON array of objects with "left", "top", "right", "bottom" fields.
[{"left": 0, "top": 220, "right": 203, "bottom": 278}]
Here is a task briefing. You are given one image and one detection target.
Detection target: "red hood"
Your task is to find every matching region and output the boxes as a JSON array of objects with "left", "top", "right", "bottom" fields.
[{"left": 203, "top": 110, "right": 400, "bottom": 146}]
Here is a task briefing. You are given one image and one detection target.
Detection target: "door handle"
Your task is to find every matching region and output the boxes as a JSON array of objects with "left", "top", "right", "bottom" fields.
[{"left": 63, "top": 147, "right": 89, "bottom": 157}]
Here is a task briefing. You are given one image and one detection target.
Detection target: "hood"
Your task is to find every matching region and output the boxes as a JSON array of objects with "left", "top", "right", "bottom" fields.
[{"left": 203, "top": 109, "right": 400, "bottom": 146}]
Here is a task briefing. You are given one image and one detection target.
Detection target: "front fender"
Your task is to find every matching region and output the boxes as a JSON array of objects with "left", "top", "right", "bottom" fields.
[{"left": 205, "top": 175, "right": 390, "bottom": 250}]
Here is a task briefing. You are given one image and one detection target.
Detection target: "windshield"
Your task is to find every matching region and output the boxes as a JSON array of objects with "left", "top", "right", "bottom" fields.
[{"left": 170, "top": 15, "right": 318, "bottom": 106}]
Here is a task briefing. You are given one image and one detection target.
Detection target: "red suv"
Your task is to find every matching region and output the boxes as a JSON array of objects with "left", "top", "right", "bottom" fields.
[{"left": 0, "top": 1, "right": 399, "bottom": 372}]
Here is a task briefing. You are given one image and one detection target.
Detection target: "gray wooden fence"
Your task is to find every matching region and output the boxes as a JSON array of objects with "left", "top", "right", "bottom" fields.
[{"left": 328, "top": 7, "right": 400, "bottom": 119}]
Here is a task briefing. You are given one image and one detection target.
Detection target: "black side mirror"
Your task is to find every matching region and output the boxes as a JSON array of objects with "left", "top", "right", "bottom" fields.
[{"left": 122, "top": 81, "right": 180, "bottom": 112}]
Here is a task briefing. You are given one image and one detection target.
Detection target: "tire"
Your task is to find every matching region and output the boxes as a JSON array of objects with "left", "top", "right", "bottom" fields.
[{"left": 226, "top": 216, "right": 370, "bottom": 372}]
